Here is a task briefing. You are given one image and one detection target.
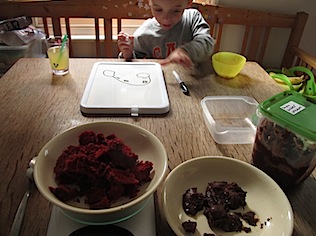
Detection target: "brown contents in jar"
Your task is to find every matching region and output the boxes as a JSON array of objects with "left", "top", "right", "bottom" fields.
[{"left": 252, "top": 118, "right": 316, "bottom": 190}]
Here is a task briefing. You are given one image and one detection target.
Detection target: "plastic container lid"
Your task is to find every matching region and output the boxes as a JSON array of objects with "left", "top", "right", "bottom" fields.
[
  {"left": 258, "top": 91, "right": 316, "bottom": 141},
  {"left": 201, "top": 96, "right": 259, "bottom": 144}
]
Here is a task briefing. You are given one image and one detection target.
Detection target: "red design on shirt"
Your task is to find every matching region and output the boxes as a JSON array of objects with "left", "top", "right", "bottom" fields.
[
  {"left": 152, "top": 42, "right": 177, "bottom": 59},
  {"left": 166, "top": 42, "right": 176, "bottom": 57},
  {"left": 153, "top": 46, "right": 162, "bottom": 58}
]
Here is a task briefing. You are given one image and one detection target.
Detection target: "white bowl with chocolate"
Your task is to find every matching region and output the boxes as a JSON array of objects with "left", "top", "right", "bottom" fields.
[
  {"left": 162, "top": 156, "right": 293, "bottom": 235},
  {"left": 34, "top": 121, "right": 168, "bottom": 224}
]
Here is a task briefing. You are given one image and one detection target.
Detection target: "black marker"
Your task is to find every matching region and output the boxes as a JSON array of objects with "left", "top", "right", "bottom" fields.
[{"left": 172, "top": 70, "right": 190, "bottom": 96}]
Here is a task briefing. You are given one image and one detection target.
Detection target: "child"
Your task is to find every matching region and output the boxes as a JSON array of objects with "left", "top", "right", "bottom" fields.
[{"left": 117, "top": 0, "right": 215, "bottom": 68}]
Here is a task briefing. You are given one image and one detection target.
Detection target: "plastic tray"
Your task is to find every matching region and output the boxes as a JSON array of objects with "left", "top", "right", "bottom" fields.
[
  {"left": 80, "top": 62, "right": 170, "bottom": 116},
  {"left": 201, "top": 96, "right": 259, "bottom": 144}
]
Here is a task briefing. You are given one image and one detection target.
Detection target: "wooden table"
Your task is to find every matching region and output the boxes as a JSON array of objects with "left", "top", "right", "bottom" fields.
[{"left": 0, "top": 58, "right": 315, "bottom": 236}]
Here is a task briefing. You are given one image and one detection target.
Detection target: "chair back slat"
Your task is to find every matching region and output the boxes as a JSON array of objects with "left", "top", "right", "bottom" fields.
[
  {"left": 258, "top": 27, "right": 271, "bottom": 63},
  {"left": 247, "top": 26, "right": 262, "bottom": 60},
  {"left": 104, "top": 19, "right": 113, "bottom": 58},
  {"left": 94, "top": 18, "right": 101, "bottom": 57},
  {"left": 0, "top": 1, "right": 309, "bottom": 67},
  {"left": 65, "top": 17, "right": 72, "bottom": 57},
  {"left": 282, "top": 12, "right": 309, "bottom": 67},
  {"left": 42, "top": 17, "right": 49, "bottom": 37},
  {"left": 241, "top": 26, "right": 250, "bottom": 55},
  {"left": 213, "top": 23, "right": 223, "bottom": 53},
  {"left": 52, "top": 17, "right": 62, "bottom": 36},
  {"left": 293, "top": 47, "right": 316, "bottom": 76},
  {"left": 117, "top": 18, "right": 122, "bottom": 35}
]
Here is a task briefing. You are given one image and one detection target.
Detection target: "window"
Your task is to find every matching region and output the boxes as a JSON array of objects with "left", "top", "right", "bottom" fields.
[
  {"left": 33, "top": 17, "right": 144, "bottom": 40},
  {"left": 32, "top": 0, "right": 217, "bottom": 40}
]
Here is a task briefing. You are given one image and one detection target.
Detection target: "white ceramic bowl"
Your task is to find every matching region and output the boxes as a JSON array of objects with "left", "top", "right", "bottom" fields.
[
  {"left": 162, "top": 156, "right": 293, "bottom": 236},
  {"left": 34, "top": 121, "right": 168, "bottom": 224}
]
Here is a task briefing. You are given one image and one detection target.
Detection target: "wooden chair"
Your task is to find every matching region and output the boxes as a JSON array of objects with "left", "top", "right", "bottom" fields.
[
  {"left": 0, "top": 0, "right": 309, "bottom": 68},
  {"left": 268, "top": 47, "right": 316, "bottom": 95},
  {"left": 194, "top": 5, "right": 308, "bottom": 68},
  {"left": 293, "top": 47, "right": 316, "bottom": 74},
  {"left": 0, "top": 0, "right": 151, "bottom": 58}
]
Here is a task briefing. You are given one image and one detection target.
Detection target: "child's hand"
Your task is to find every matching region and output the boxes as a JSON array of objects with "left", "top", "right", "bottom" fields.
[
  {"left": 160, "top": 48, "right": 193, "bottom": 68},
  {"left": 118, "top": 31, "right": 134, "bottom": 59}
]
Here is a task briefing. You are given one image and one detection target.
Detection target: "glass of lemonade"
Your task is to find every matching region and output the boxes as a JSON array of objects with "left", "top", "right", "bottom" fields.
[{"left": 46, "top": 36, "right": 69, "bottom": 75}]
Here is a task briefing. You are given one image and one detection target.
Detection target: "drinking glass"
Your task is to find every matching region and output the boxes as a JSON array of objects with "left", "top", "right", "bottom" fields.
[{"left": 46, "top": 36, "right": 69, "bottom": 75}]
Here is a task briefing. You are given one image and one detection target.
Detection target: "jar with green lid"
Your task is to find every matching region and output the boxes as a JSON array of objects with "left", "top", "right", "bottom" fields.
[{"left": 252, "top": 91, "right": 316, "bottom": 190}]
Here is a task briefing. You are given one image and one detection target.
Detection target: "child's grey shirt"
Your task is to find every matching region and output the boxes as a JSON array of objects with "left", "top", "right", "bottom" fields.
[{"left": 133, "top": 8, "right": 215, "bottom": 63}]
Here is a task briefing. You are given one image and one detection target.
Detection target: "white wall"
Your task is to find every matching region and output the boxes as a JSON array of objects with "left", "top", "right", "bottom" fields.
[{"left": 218, "top": 0, "right": 316, "bottom": 58}]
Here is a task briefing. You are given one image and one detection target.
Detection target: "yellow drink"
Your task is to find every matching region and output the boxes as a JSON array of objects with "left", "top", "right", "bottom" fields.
[{"left": 47, "top": 46, "right": 69, "bottom": 75}]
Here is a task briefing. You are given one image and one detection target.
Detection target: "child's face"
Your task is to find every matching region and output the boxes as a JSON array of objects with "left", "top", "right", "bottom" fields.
[{"left": 149, "top": 0, "right": 192, "bottom": 30}]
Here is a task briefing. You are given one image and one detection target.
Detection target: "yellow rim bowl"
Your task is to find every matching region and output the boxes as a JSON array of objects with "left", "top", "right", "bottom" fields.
[{"left": 212, "top": 52, "right": 246, "bottom": 78}]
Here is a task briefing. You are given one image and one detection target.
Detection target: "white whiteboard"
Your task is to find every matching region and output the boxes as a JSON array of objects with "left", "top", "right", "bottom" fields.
[{"left": 80, "top": 62, "right": 170, "bottom": 116}]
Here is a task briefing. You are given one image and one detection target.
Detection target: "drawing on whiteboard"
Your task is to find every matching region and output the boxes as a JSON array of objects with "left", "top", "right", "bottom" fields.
[
  {"left": 103, "top": 70, "right": 119, "bottom": 79},
  {"left": 103, "top": 70, "right": 151, "bottom": 86}
]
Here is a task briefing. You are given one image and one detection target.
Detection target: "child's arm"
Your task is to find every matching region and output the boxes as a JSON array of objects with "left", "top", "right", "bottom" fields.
[
  {"left": 160, "top": 48, "right": 193, "bottom": 68},
  {"left": 178, "top": 10, "right": 215, "bottom": 64},
  {"left": 117, "top": 31, "right": 135, "bottom": 59}
]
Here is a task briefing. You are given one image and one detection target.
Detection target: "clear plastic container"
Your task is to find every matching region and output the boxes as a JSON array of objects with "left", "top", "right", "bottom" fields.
[
  {"left": 252, "top": 91, "right": 316, "bottom": 190},
  {"left": 0, "top": 39, "right": 46, "bottom": 76},
  {"left": 201, "top": 96, "right": 259, "bottom": 144}
]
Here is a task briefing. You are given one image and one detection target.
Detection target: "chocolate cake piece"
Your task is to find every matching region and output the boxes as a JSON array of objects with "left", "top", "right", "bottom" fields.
[
  {"left": 182, "top": 187, "right": 205, "bottom": 216},
  {"left": 205, "top": 181, "right": 246, "bottom": 210},
  {"left": 182, "top": 181, "right": 259, "bottom": 234},
  {"left": 238, "top": 211, "right": 259, "bottom": 226},
  {"left": 223, "top": 182, "right": 247, "bottom": 210},
  {"left": 203, "top": 181, "right": 247, "bottom": 232},
  {"left": 212, "top": 213, "right": 243, "bottom": 232},
  {"left": 182, "top": 220, "right": 197, "bottom": 233},
  {"left": 203, "top": 204, "right": 227, "bottom": 221}
]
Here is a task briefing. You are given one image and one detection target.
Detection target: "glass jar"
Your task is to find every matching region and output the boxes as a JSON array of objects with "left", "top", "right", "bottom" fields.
[{"left": 252, "top": 91, "right": 316, "bottom": 191}]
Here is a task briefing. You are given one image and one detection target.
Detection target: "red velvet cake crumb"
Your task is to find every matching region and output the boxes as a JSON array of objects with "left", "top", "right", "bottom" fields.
[
  {"left": 49, "top": 185, "right": 78, "bottom": 202},
  {"left": 49, "top": 131, "right": 153, "bottom": 209}
]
